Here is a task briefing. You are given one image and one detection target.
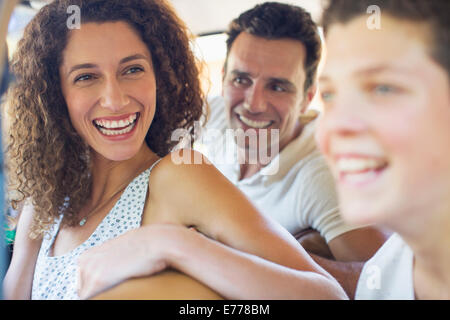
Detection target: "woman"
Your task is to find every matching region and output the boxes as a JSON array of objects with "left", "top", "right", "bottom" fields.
[
  {"left": 317, "top": 0, "right": 450, "bottom": 299},
  {"left": 3, "top": 0, "right": 345, "bottom": 299}
]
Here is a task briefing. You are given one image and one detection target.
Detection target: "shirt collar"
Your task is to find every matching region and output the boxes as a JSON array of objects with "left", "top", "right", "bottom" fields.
[{"left": 235, "top": 117, "right": 319, "bottom": 184}]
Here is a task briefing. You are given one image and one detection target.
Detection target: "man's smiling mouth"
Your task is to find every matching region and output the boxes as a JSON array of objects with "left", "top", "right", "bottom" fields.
[{"left": 238, "top": 114, "right": 274, "bottom": 129}]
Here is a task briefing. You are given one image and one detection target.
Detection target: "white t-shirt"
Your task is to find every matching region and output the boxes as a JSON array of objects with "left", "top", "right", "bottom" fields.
[
  {"left": 355, "top": 233, "right": 415, "bottom": 300},
  {"left": 195, "top": 96, "right": 359, "bottom": 243}
]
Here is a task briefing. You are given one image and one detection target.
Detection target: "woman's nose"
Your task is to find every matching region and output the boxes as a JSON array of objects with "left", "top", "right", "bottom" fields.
[{"left": 99, "top": 77, "right": 130, "bottom": 112}]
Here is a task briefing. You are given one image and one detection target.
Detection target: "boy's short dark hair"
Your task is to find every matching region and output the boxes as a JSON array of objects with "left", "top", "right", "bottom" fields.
[{"left": 321, "top": 0, "right": 450, "bottom": 77}]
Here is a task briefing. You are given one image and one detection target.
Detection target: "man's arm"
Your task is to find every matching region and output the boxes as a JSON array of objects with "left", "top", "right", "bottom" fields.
[
  {"left": 295, "top": 228, "right": 334, "bottom": 259},
  {"left": 309, "top": 255, "right": 363, "bottom": 300},
  {"left": 299, "top": 226, "right": 390, "bottom": 299}
]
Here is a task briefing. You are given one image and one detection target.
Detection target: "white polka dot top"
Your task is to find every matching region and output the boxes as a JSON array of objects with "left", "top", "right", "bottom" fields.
[{"left": 31, "top": 161, "right": 160, "bottom": 300}]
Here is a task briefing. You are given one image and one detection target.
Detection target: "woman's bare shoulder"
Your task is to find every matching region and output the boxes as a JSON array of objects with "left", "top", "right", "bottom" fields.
[
  {"left": 143, "top": 149, "right": 223, "bottom": 224},
  {"left": 149, "top": 149, "right": 226, "bottom": 193},
  {"left": 144, "top": 148, "right": 251, "bottom": 232},
  {"left": 153, "top": 149, "right": 215, "bottom": 173}
]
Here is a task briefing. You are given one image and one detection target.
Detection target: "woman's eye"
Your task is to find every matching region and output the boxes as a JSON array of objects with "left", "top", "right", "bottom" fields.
[
  {"left": 125, "top": 66, "right": 144, "bottom": 75},
  {"left": 74, "top": 74, "right": 94, "bottom": 83}
]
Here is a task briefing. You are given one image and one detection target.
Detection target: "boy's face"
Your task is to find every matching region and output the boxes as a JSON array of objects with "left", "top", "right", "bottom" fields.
[{"left": 317, "top": 16, "right": 450, "bottom": 229}]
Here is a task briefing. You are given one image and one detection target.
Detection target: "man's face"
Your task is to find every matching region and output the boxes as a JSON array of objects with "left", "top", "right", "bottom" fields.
[{"left": 222, "top": 32, "right": 313, "bottom": 155}]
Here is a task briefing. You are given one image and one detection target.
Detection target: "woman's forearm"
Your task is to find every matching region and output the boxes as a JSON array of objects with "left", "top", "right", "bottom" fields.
[
  {"left": 3, "top": 259, "right": 37, "bottom": 300},
  {"left": 165, "top": 229, "right": 348, "bottom": 300},
  {"left": 3, "top": 204, "right": 41, "bottom": 300},
  {"left": 78, "top": 224, "right": 347, "bottom": 299}
]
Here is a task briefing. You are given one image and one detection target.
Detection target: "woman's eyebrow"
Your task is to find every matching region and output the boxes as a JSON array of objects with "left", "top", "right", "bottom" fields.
[
  {"left": 119, "top": 53, "right": 150, "bottom": 64},
  {"left": 67, "top": 63, "right": 97, "bottom": 78},
  {"left": 66, "top": 54, "right": 150, "bottom": 78}
]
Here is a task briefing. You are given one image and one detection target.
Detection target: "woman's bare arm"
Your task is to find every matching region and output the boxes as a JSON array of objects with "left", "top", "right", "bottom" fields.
[
  {"left": 3, "top": 204, "right": 42, "bottom": 299},
  {"left": 78, "top": 150, "right": 347, "bottom": 299},
  {"left": 149, "top": 151, "right": 322, "bottom": 269},
  {"left": 144, "top": 150, "right": 347, "bottom": 298},
  {"left": 164, "top": 225, "right": 347, "bottom": 299},
  {"left": 79, "top": 224, "right": 346, "bottom": 299}
]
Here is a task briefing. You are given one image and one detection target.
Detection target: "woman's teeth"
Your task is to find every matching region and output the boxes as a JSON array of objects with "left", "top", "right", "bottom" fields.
[
  {"left": 238, "top": 115, "right": 272, "bottom": 129},
  {"left": 94, "top": 113, "right": 137, "bottom": 129},
  {"left": 94, "top": 113, "right": 138, "bottom": 136},
  {"left": 98, "top": 123, "right": 135, "bottom": 136}
]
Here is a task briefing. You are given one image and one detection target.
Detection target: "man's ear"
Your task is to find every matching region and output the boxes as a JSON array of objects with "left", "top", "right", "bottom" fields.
[
  {"left": 300, "top": 83, "right": 318, "bottom": 113},
  {"left": 221, "top": 65, "right": 225, "bottom": 96}
]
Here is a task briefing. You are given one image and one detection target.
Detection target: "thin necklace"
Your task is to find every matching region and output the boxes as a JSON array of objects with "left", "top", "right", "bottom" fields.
[
  {"left": 78, "top": 185, "right": 127, "bottom": 226},
  {"left": 78, "top": 157, "right": 158, "bottom": 227}
]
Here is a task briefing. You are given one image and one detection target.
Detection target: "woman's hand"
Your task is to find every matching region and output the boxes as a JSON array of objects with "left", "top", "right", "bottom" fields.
[{"left": 77, "top": 224, "right": 183, "bottom": 299}]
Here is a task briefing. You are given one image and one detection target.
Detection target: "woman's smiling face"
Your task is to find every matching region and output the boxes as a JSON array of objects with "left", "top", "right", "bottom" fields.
[{"left": 59, "top": 21, "right": 157, "bottom": 161}]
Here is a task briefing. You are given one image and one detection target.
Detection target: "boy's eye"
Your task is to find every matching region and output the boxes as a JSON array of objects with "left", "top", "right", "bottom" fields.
[
  {"left": 374, "top": 84, "right": 396, "bottom": 95},
  {"left": 371, "top": 83, "right": 406, "bottom": 97},
  {"left": 321, "top": 91, "right": 334, "bottom": 102}
]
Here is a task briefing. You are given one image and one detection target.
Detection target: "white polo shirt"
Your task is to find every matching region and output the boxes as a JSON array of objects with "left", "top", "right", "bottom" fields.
[{"left": 195, "top": 96, "right": 359, "bottom": 243}]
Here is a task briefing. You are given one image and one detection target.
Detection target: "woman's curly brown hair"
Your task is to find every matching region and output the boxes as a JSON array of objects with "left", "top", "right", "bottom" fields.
[{"left": 6, "top": 0, "right": 205, "bottom": 238}]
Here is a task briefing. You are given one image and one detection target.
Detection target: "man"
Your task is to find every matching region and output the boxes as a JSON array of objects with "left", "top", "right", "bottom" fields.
[{"left": 196, "top": 2, "right": 389, "bottom": 298}]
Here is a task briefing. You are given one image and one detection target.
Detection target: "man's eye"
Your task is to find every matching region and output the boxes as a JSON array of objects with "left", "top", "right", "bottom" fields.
[
  {"left": 233, "top": 76, "right": 250, "bottom": 86},
  {"left": 271, "top": 84, "right": 286, "bottom": 92}
]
